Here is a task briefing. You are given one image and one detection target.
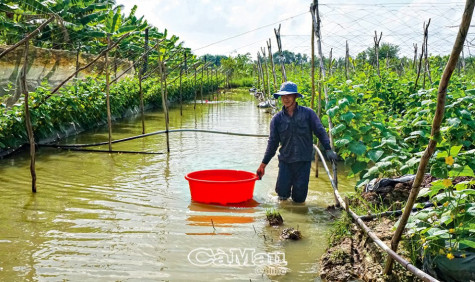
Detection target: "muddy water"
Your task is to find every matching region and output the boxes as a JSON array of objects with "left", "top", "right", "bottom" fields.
[{"left": 0, "top": 89, "right": 355, "bottom": 281}]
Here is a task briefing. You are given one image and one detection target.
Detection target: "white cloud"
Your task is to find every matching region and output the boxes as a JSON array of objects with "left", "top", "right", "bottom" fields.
[{"left": 116, "top": 0, "right": 470, "bottom": 59}]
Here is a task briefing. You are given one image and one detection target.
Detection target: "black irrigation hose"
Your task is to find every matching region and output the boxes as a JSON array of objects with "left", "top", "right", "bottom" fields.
[
  {"left": 39, "top": 129, "right": 269, "bottom": 149},
  {"left": 359, "top": 202, "right": 435, "bottom": 221},
  {"left": 47, "top": 147, "right": 164, "bottom": 155}
]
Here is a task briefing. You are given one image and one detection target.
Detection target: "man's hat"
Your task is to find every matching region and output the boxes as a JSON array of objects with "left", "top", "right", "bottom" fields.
[{"left": 273, "top": 81, "right": 304, "bottom": 99}]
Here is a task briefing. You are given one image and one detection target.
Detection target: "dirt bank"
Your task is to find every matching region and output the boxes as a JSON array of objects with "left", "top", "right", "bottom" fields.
[{"left": 320, "top": 216, "right": 418, "bottom": 281}]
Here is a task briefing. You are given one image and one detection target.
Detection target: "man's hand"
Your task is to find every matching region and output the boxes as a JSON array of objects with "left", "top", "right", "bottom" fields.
[
  {"left": 326, "top": 150, "right": 338, "bottom": 162},
  {"left": 256, "top": 163, "right": 266, "bottom": 180}
]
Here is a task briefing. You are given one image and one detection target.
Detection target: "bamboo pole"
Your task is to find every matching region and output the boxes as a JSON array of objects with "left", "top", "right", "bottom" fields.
[
  {"left": 194, "top": 64, "right": 198, "bottom": 109},
  {"left": 0, "top": 16, "right": 54, "bottom": 59},
  {"left": 311, "top": 0, "right": 338, "bottom": 203},
  {"left": 374, "top": 31, "right": 382, "bottom": 78},
  {"left": 345, "top": 41, "right": 350, "bottom": 80},
  {"left": 200, "top": 58, "right": 205, "bottom": 104},
  {"left": 156, "top": 43, "right": 169, "bottom": 152},
  {"left": 139, "top": 28, "right": 149, "bottom": 134},
  {"left": 424, "top": 20, "right": 433, "bottom": 86},
  {"left": 256, "top": 53, "right": 266, "bottom": 99},
  {"left": 105, "top": 34, "right": 112, "bottom": 152},
  {"left": 75, "top": 45, "right": 80, "bottom": 95},
  {"left": 413, "top": 43, "right": 418, "bottom": 70},
  {"left": 215, "top": 63, "right": 218, "bottom": 93},
  {"left": 139, "top": 72, "right": 145, "bottom": 134},
  {"left": 179, "top": 64, "right": 183, "bottom": 116},
  {"left": 311, "top": 2, "right": 318, "bottom": 177},
  {"left": 21, "top": 40, "right": 36, "bottom": 193},
  {"left": 274, "top": 24, "right": 287, "bottom": 82},
  {"left": 261, "top": 48, "right": 271, "bottom": 100},
  {"left": 311, "top": 18, "right": 316, "bottom": 109},
  {"left": 415, "top": 20, "right": 430, "bottom": 90},
  {"left": 207, "top": 62, "right": 210, "bottom": 96},
  {"left": 384, "top": 0, "right": 475, "bottom": 274},
  {"left": 267, "top": 39, "right": 277, "bottom": 91}
]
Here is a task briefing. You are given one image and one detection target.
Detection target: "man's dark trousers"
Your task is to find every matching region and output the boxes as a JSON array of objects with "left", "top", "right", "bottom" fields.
[{"left": 275, "top": 161, "right": 311, "bottom": 203}]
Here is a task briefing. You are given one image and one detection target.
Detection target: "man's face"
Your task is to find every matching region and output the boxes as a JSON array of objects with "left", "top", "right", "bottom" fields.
[{"left": 281, "top": 94, "right": 297, "bottom": 108}]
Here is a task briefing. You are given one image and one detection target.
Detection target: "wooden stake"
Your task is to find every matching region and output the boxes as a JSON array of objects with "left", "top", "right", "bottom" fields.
[
  {"left": 415, "top": 20, "right": 431, "bottom": 90},
  {"left": 413, "top": 43, "right": 418, "bottom": 69},
  {"left": 157, "top": 44, "right": 170, "bottom": 152},
  {"left": 384, "top": 0, "right": 475, "bottom": 274},
  {"left": 311, "top": 0, "right": 338, "bottom": 204},
  {"left": 194, "top": 64, "right": 198, "bottom": 109},
  {"left": 267, "top": 39, "right": 277, "bottom": 91},
  {"left": 21, "top": 40, "right": 36, "bottom": 193},
  {"left": 345, "top": 41, "right": 350, "bottom": 80},
  {"left": 201, "top": 57, "right": 205, "bottom": 104},
  {"left": 424, "top": 20, "right": 433, "bottom": 85},
  {"left": 311, "top": 16, "right": 316, "bottom": 109},
  {"left": 139, "top": 72, "right": 145, "bottom": 134},
  {"left": 140, "top": 28, "right": 149, "bottom": 135},
  {"left": 373, "top": 31, "right": 382, "bottom": 78},
  {"left": 179, "top": 63, "right": 183, "bottom": 116},
  {"left": 105, "top": 34, "right": 112, "bottom": 152},
  {"left": 261, "top": 47, "right": 271, "bottom": 99},
  {"left": 274, "top": 24, "right": 287, "bottom": 82}
]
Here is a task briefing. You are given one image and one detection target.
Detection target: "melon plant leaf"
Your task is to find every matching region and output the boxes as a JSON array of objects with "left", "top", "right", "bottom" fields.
[
  {"left": 351, "top": 161, "right": 367, "bottom": 175},
  {"left": 349, "top": 141, "right": 366, "bottom": 156},
  {"left": 367, "top": 150, "right": 384, "bottom": 162},
  {"left": 331, "top": 124, "right": 346, "bottom": 135},
  {"left": 341, "top": 112, "right": 355, "bottom": 122}
]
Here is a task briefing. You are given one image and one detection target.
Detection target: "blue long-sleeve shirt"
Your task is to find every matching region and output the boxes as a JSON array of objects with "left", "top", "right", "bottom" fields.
[{"left": 262, "top": 104, "right": 331, "bottom": 164}]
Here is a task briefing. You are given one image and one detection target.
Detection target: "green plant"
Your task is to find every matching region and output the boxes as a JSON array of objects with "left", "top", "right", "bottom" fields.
[{"left": 405, "top": 163, "right": 475, "bottom": 261}]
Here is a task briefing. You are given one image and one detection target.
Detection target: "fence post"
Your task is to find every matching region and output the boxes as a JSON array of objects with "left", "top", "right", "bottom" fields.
[
  {"left": 105, "top": 34, "right": 112, "bottom": 151},
  {"left": 21, "top": 40, "right": 36, "bottom": 193}
]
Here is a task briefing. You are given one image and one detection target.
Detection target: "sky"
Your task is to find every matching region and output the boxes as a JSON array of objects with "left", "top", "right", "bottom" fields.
[{"left": 116, "top": 0, "right": 471, "bottom": 60}]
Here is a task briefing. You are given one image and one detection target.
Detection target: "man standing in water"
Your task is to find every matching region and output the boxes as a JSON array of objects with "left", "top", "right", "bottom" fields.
[{"left": 256, "top": 81, "right": 337, "bottom": 203}]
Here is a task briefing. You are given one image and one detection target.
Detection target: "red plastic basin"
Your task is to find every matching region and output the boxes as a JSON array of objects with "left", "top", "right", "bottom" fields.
[{"left": 185, "top": 169, "right": 259, "bottom": 204}]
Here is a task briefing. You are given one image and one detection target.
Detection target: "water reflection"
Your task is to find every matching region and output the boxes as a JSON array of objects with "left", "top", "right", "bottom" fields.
[
  {"left": 185, "top": 200, "right": 259, "bottom": 235},
  {"left": 0, "top": 89, "right": 356, "bottom": 281}
]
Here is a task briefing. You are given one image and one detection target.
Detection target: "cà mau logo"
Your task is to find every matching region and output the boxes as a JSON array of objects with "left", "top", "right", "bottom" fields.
[{"left": 187, "top": 247, "right": 287, "bottom": 267}]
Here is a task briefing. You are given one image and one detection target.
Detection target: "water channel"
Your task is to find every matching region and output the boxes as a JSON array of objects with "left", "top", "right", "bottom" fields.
[{"left": 0, "top": 89, "right": 355, "bottom": 281}]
